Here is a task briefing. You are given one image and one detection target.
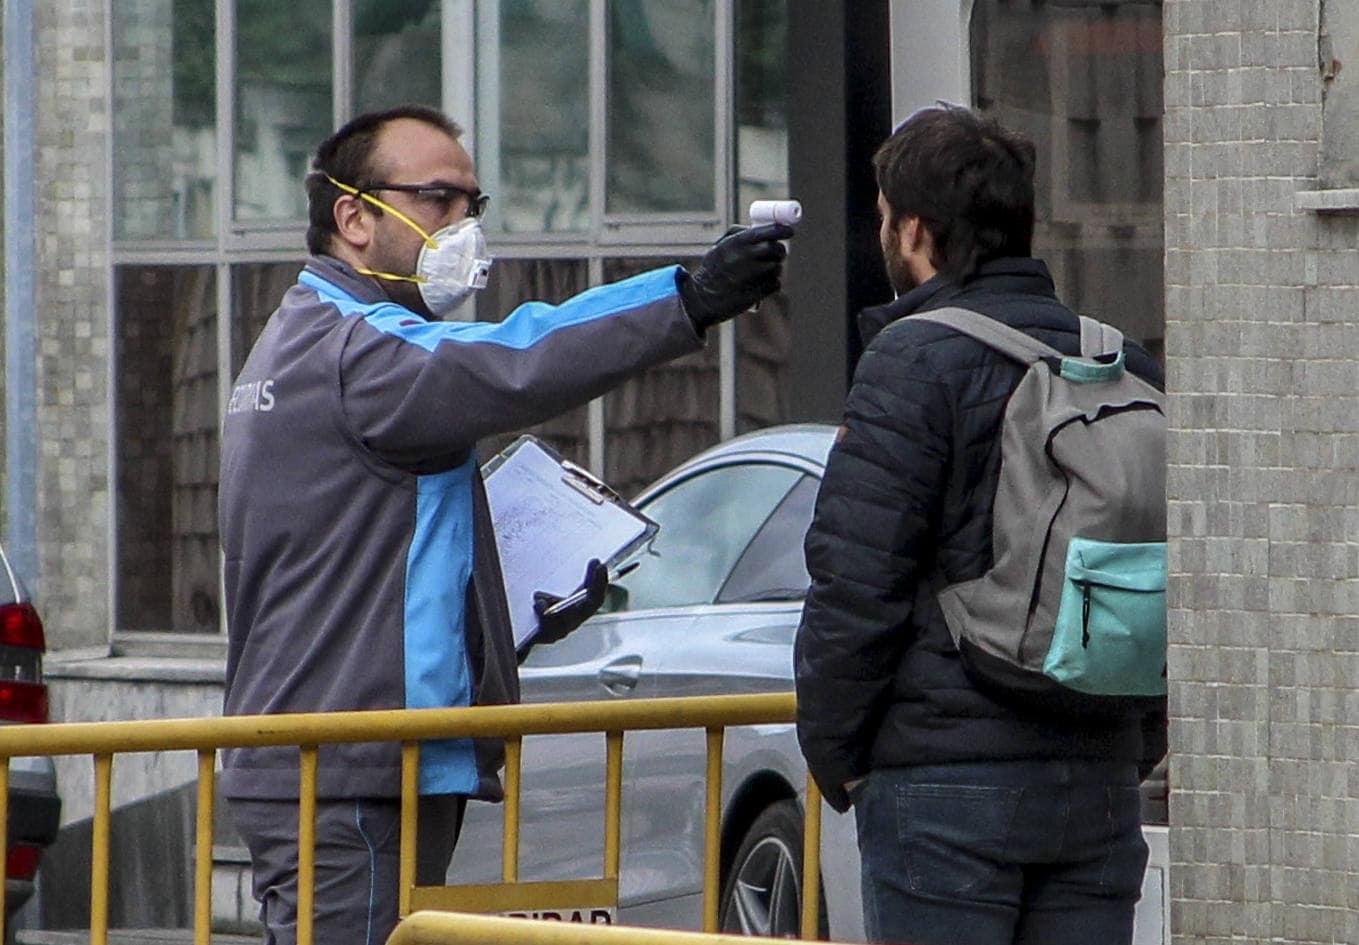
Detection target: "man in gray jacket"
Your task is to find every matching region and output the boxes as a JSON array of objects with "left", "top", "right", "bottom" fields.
[{"left": 219, "top": 103, "right": 790, "bottom": 945}]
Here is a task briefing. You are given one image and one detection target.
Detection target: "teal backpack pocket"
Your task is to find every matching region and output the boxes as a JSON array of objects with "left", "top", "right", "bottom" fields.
[{"left": 1045, "top": 538, "right": 1167, "bottom": 697}]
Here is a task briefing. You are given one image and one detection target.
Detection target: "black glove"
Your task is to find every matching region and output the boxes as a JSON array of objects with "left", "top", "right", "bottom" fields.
[
  {"left": 518, "top": 559, "right": 608, "bottom": 662},
  {"left": 678, "top": 223, "right": 795, "bottom": 331}
]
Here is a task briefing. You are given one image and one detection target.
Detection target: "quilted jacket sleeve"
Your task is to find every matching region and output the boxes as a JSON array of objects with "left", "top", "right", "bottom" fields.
[{"left": 794, "top": 327, "right": 953, "bottom": 812}]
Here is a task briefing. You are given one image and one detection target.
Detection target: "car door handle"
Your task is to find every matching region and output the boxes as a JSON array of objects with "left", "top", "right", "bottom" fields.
[{"left": 598, "top": 656, "right": 643, "bottom": 695}]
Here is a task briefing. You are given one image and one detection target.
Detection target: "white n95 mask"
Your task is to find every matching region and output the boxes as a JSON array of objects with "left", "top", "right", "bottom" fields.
[{"left": 415, "top": 217, "right": 493, "bottom": 318}]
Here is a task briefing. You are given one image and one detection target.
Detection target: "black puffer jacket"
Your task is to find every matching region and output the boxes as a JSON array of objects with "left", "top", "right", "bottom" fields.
[{"left": 794, "top": 258, "right": 1167, "bottom": 813}]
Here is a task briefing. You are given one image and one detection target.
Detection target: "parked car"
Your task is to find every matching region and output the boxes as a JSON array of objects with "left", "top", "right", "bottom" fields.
[
  {"left": 0, "top": 545, "right": 61, "bottom": 924},
  {"left": 452, "top": 424, "right": 1169, "bottom": 942}
]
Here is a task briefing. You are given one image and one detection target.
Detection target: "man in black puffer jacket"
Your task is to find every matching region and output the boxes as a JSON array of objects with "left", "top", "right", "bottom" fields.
[{"left": 794, "top": 104, "right": 1166, "bottom": 945}]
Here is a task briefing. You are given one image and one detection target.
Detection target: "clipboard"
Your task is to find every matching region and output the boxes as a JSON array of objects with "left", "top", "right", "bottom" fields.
[{"left": 482, "top": 435, "right": 658, "bottom": 647}]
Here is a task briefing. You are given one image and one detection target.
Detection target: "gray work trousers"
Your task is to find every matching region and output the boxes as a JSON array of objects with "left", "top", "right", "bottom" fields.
[{"left": 227, "top": 795, "right": 466, "bottom": 945}]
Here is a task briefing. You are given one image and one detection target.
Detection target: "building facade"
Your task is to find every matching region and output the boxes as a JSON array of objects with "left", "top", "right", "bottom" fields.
[{"left": 4, "top": 0, "right": 1356, "bottom": 942}]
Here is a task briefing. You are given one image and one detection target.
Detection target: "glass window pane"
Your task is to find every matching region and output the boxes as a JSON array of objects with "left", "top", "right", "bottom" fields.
[
  {"left": 232, "top": 262, "right": 304, "bottom": 377},
  {"left": 971, "top": 0, "right": 1164, "bottom": 359},
  {"left": 735, "top": 291, "right": 792, "bottom": 433},
  {"left": 485, "top": 1, "right": 590, "bottom": 233},
  {"left": 234, "top": 0, "right": 333, "bottom": 222},
  {"left": 353, "top": 0, "right": 442, "bottom": 114},
  {"left": 607, "top": 0, "right": 715, "bottom": 214},
  {"left": 116, "top": 266, "right": 220, "bottom": 632},
  {"left": 717, "top": 472, "right": 816, "bottom": 603},
  {"left": 616, "top": 463, "right": 800, "bottom": 611},
  {"left": 476, "top": 259, "right": 592, "bottom": 467},
  {"left": 113, "top": 0, "right": 218, "bottom": 241},
  {"left": 600, "top": 257, "right": 714, "bottom": 499},
  {"left": 735, "top": 0, "right": 788, "bottom": 214}
]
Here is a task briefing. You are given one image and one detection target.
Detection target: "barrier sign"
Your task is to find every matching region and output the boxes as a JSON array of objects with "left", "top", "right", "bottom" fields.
[{"left": 503, "top": 908, "right": 615, "bottom": 924}]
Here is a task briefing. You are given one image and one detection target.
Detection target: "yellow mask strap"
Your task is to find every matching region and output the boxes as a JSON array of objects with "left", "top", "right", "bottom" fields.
[
  {"left": 326, "top": 175, "right": 438, "bottom": 250},
  {"left": 354, "top": 268, "right": 428, "bottom": 286}
]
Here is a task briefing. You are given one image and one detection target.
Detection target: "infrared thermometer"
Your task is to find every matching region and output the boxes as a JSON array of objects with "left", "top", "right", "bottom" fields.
[{"left": 748, "top": 199, "right": 802, "bottom": 228}]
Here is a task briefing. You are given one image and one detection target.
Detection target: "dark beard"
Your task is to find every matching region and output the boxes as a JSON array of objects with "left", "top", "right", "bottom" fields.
[
  {"left": 884, "top": 254, "right": 917, "bottom": 296},
  {"left": 882, "top": 228, "right": 917, "bottom": 295}
]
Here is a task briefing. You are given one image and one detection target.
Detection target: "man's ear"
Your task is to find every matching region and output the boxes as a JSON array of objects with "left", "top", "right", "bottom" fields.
[
  {"left": 332, "top": 193, "right": 373, "bottom": 251},
  {"left": 902, "top": 214, "right": 939, "bottom": 284},
  {"left": 903, "top": 215, "right": 930, "bottom": 255}
]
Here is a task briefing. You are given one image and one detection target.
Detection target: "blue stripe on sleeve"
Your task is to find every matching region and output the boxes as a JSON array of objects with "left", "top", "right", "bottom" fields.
[
  {"left": 301, "top": 265, "right": 682, "bottom": 354},
  {"left": 404, "top": 459, "right": 479, "bottom": 796}
]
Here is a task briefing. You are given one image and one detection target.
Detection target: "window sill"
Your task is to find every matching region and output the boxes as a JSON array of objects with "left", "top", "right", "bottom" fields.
[
  {"left": 1295, "top": 188, "right": 1359, "bottom": 213},
  {"left": 47, "top": 637, "right": 226, "bottom": 684}
]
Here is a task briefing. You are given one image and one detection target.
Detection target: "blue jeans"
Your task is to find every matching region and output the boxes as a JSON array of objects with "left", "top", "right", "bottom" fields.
[{"left": 853, "top": 760, "right": 1148, "bottom": 945}]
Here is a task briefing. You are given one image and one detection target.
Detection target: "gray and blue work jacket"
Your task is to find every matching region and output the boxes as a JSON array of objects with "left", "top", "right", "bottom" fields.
[{"left": 219, "top": 255, "right": 700, "bottom": 802}]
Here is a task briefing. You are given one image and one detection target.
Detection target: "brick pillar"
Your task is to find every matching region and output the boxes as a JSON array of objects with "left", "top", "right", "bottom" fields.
[
  {"left": 34, "top": 2, "right": 111, "bottom": 648},
  {"left": 1165, "top": 1, "right": 1359, "bottom": 941}
]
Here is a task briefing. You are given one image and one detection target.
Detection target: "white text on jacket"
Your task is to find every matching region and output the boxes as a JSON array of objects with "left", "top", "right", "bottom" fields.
[{"left": 227, "top": 380, "right": 275, "bottom": 414}]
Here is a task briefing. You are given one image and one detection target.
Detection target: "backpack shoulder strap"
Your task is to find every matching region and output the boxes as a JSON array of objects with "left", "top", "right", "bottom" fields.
[
  {"left": 1079, "top": 315, "right": 1124, "bottom": 359},
  {"left": 909, "top": 306, "right": 1060, "bottom": 366}
]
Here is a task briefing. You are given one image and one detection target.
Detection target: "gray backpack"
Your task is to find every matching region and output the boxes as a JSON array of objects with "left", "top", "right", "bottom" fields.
[{"left": 912, "top": 307, "right": 1167, "bottom": 718}]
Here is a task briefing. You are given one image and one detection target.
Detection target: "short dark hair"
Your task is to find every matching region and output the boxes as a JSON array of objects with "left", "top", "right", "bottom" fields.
[
  {"left": 305, "top": 104, "right": 464, "bottom": 256},
  {"left": 874, "top": 103, "right": 1036, "bottom": 283}
]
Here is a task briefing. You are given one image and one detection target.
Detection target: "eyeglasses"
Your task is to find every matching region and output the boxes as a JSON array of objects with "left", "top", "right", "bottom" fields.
[{"left": 364, "top": 182, "right": 491, "bottom": 219}]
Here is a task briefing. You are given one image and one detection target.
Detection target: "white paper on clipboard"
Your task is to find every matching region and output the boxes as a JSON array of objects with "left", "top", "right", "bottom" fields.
[{"left": 482, "top": 436, "right": 657, "bottom": 648}]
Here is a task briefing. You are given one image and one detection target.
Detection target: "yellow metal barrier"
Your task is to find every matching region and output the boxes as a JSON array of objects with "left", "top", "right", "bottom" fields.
[
  {"left": 387, "top": 910, "right": 818, "bottom": 945},
  {"left": 0, "top": 694, "right": 824, "bottom": 945}
]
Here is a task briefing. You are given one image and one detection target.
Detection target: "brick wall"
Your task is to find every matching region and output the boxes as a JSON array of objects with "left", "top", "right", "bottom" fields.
[
  {"left": 34, "top": 2, "right": 110, "bottom": 648},
  {"left": 1165, "top": 1, "right": 1359, "bottom": 942}
]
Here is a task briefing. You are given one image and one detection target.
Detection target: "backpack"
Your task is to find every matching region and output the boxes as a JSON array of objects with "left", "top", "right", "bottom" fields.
[{"left": 911, "top": 306, "right": 1167, "bottom": 718}]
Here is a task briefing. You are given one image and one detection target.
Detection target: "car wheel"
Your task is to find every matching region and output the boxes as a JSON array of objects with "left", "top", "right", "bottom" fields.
[{"left": 719, "top": 799, "right": 828, "bottom": 939}]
